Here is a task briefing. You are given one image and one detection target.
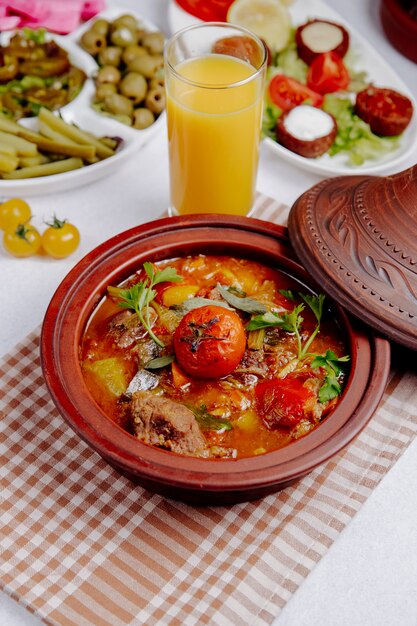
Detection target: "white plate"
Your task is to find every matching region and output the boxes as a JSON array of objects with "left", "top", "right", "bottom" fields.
[
  {"left": 0, "top": 8, "right": 166, "bottom": 197},
  {"left": 168, "top": 0, "right": 417, "bottom": 177}
]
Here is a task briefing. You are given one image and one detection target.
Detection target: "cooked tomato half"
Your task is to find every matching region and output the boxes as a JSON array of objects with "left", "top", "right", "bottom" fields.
[
  {"left": 306, "top": 51, "right": 350, "bottom": 94},
  {"left": 173, "top": 305, "right": 246, "bottom": 379},
  {"left": 175, "top": 0, "right": 233, "bottom": 21},
  {"left": 255, "top": 377, "right": 316, "bottom": 428},
  {"left": 268, "top": 74, "right": 323, "bottom": 112}
]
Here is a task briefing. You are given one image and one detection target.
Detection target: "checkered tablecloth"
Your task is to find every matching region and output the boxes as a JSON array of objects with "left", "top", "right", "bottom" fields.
[{"left": 2, "top": 195, "right": 417, "bottom": 626}]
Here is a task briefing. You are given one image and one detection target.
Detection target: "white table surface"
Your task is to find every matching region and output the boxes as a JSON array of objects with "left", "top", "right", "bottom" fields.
[{"left": 1, "top": 1, "right": 417, "bottom": 624}]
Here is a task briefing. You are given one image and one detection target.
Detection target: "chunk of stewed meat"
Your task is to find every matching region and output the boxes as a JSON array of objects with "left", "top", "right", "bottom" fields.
[
  {"left": 131, "top": 391, "right": 207, "bottom": 456},
  {"left": 108, "top": 310, "right": 148, "bottom": 348}
]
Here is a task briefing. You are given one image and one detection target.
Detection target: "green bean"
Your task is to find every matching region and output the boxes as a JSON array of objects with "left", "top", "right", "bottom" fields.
[
  {"left": 2, "top": 157, "right": 84, "bottom": 179},
  {"left": 38, "top": 108, "right": 115, "bottom": 159},
  {"left": 0, "top": 131, "right": 38, "bottom": 156}
]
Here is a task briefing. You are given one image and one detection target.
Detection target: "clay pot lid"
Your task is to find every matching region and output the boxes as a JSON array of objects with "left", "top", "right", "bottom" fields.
[{"left": 288, "top": 163, "right": 417, "bottom": 350}]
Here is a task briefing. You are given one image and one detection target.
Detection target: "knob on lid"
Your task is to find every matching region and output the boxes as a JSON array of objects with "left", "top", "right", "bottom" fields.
[{"left": 288, "top": 164, "right": 417, "bottom": 349}]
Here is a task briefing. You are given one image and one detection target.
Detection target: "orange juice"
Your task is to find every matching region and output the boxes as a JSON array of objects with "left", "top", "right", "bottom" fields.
[{"left": 166, "top": 54, "right": 265, "bottom": 216}]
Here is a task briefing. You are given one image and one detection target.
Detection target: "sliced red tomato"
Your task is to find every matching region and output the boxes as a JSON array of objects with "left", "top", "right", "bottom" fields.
[
  {"left": 307, "top": 51, "right": 350, "bottom": 94},
  {"left": 268, "top": 74, "right": 323, "bottom": 112},
  {"left": 175, "top": 0, "right": 234, "bottom": 22},
  {"left": 255, "top": 377, "right": 316, "bottom": 428}
]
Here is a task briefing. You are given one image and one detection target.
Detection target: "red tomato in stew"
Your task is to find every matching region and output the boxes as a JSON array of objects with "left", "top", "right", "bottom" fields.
[
  {"left": 175, "top": 0, "right": 233, "bottom": 21},
  {"left": 268, "top": 75, "right": 323, "bottom": 112},
  {"left": 307, "top": 51, "right": 350, "bottom": 94},
  {"left": 255, "top": 377, "right": 316, "bottom": 428},
  {"left": 173, "top": 305, "right": 246, "bottom": 379}
]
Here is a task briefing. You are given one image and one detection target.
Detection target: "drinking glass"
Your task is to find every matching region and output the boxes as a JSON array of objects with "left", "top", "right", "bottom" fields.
[{"left": 164, "top": 22, "right": 267, "bottom": 216}]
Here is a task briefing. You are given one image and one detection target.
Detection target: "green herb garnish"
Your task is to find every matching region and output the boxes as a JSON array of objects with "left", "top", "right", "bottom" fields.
[
  {"left": 176, "top": 297, "right": 232, "bottom": 312},
  {"left": 247, "top": 293, "right": 325, "bottom": 359},
  {"left": 145, "top": 355, "right": 175, "bottom": 369},
  {"left": 190, "top": 404, "right": 232, "bottom": 432},
  {"left": 247, "top": 292, "right": 348, "bottom": 402},
  {"left": 116, "top": 263, "right": 182, "bottom": 348},
  {"left": 311, "top": 350, "right": 350, "bottom": 403},
  {"left": 217, "top": 283, "right": 267, "bottom": 314}
]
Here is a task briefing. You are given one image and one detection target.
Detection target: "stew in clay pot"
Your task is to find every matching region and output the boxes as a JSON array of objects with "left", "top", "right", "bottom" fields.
[{"left": 81, "top": 255, "right": 350, "bottom": 460}]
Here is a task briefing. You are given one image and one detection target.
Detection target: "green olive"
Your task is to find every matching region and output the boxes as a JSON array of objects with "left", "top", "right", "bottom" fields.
[
  {"left": 95, "top": 82, "right": 117, "bottom": 101},
  {"left": 98, "top": 46, "right": 122, "bottom": 67},
  {"left": 119, "top": 72, "right": 147, "bottom": 103},
  {"left": 110, "top": 26, "right": 137, "bottom": 48},
  {"left": 91, "top": 19, "right": 110, "bottom": 37},
  {"left": 104, "top": 92, "right": 134, "bottom": 117},
  {"left": 80, "top": 29, "right": 107, "bottom": 56},
  {"left": 142, "top": 32, "right": 165, "bottom": 55},
  {"left": 149, "top": 76, "right": 165, "bottom": 90},
  {"left": 127, "top": 54, "right": 163, "bottom": 78},
  {"left": 135, "top": 29, "right": 148, "bottom": 45},
  {"left": 111, "top": 14, "right": 138, "bottom": 31},
  {"left": 122, "top": 44, "right": 147, "bottom": 66},
  {"left": 96, "top": 65, "right": 121, "bottom": 85},
  {"left": 145, "top": 86, "right": 165, "bottom": 114},
  {"left": 132, "top": 108, "right": 155, "bottom": 129}
]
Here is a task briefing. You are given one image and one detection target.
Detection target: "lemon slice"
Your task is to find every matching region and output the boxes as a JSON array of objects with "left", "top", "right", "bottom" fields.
[{"left": 227, "top": 0, "right": 291, "bottom": 52}]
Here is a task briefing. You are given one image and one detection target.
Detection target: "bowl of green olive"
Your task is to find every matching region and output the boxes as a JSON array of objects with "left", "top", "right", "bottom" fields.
[{"left": 74, "top": 8, "right": 166, "bottom": 130}]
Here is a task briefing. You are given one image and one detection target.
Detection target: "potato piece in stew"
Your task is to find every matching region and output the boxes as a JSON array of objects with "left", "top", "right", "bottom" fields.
[{"left": 80, "top": 256, "right": 350, "bottom": 459}]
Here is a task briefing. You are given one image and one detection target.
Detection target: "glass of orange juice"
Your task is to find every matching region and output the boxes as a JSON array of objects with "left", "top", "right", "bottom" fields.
[{"left": 164, "top": 22, "right": 267, "bottom": 216}]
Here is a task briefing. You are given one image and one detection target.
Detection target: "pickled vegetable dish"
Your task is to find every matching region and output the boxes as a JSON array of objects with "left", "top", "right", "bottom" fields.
[
  {"left": 0, "top": 29, "right": 86, "bottom": 120},
  {"left": 80, "top": 256, "right": 350, "bottom": 459}
]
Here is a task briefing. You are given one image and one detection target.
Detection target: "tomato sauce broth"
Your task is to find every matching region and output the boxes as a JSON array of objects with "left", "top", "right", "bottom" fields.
[{"left": 80, "top": 255, "right": 349, "bottom": 459}]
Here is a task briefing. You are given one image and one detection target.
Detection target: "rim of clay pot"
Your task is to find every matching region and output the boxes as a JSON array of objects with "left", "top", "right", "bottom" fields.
[
  {"left": 380, "top": 0, "right": 417, "bottom": 63},
  {"left": 40, "top": 215, "right": 390, "bottom": 497}
]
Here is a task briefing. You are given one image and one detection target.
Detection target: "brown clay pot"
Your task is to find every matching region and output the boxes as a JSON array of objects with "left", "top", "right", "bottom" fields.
[
  {"left": 40, "top": 215, "right": 390, "bottom": 505},
  {"left": 380, "top": 0, "right": 417, "bottom": 64}
]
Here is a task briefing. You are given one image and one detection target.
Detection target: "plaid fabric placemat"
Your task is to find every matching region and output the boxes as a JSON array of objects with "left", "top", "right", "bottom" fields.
[{"left": 2, "top": 195, "right": 417, "bottom": 626}]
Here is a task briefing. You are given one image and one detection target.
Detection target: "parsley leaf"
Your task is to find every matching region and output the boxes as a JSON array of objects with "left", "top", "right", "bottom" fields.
[
  {"left": 116, "top": 264, "right": 182, "bottom": 348},
  {"left": 301, "top": 293, "right": 325, "bottom": 324},
  {"left": 278, "top": 289, "right": 296, "bottom": 301},
  {"left": 246, "top": 304, "right": 305, "bottom": 357},
  {"left": 311, "top": 350, "right": 350, "bottom": 403}
]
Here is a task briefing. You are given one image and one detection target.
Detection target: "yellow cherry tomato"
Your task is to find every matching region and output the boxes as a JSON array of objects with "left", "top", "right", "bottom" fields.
[
  {"left": 3, "top": 223, "right": 42, "bottom": 257},
  {"left": 41, "top": 216, "right": 80, "bottom": 259},
  {"left": 0, "top": 198, "right": 31, "bottom": 231}
]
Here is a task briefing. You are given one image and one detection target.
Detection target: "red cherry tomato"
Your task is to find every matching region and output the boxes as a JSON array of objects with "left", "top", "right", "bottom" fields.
[
  {"left": 255, "top": 377, "right": 316, "bottom": 428},
  {"left": 307, "top": 51, "right": 350, "bottom": 94},
  {"left": 173, "top": 305, "right": 246, "bottom": 379},
  {"left": 175, "top": 0, "right": 234, "bottom": 21},
  {"left": 268, "top": 74, "right": 323, "bottom": 112}
]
